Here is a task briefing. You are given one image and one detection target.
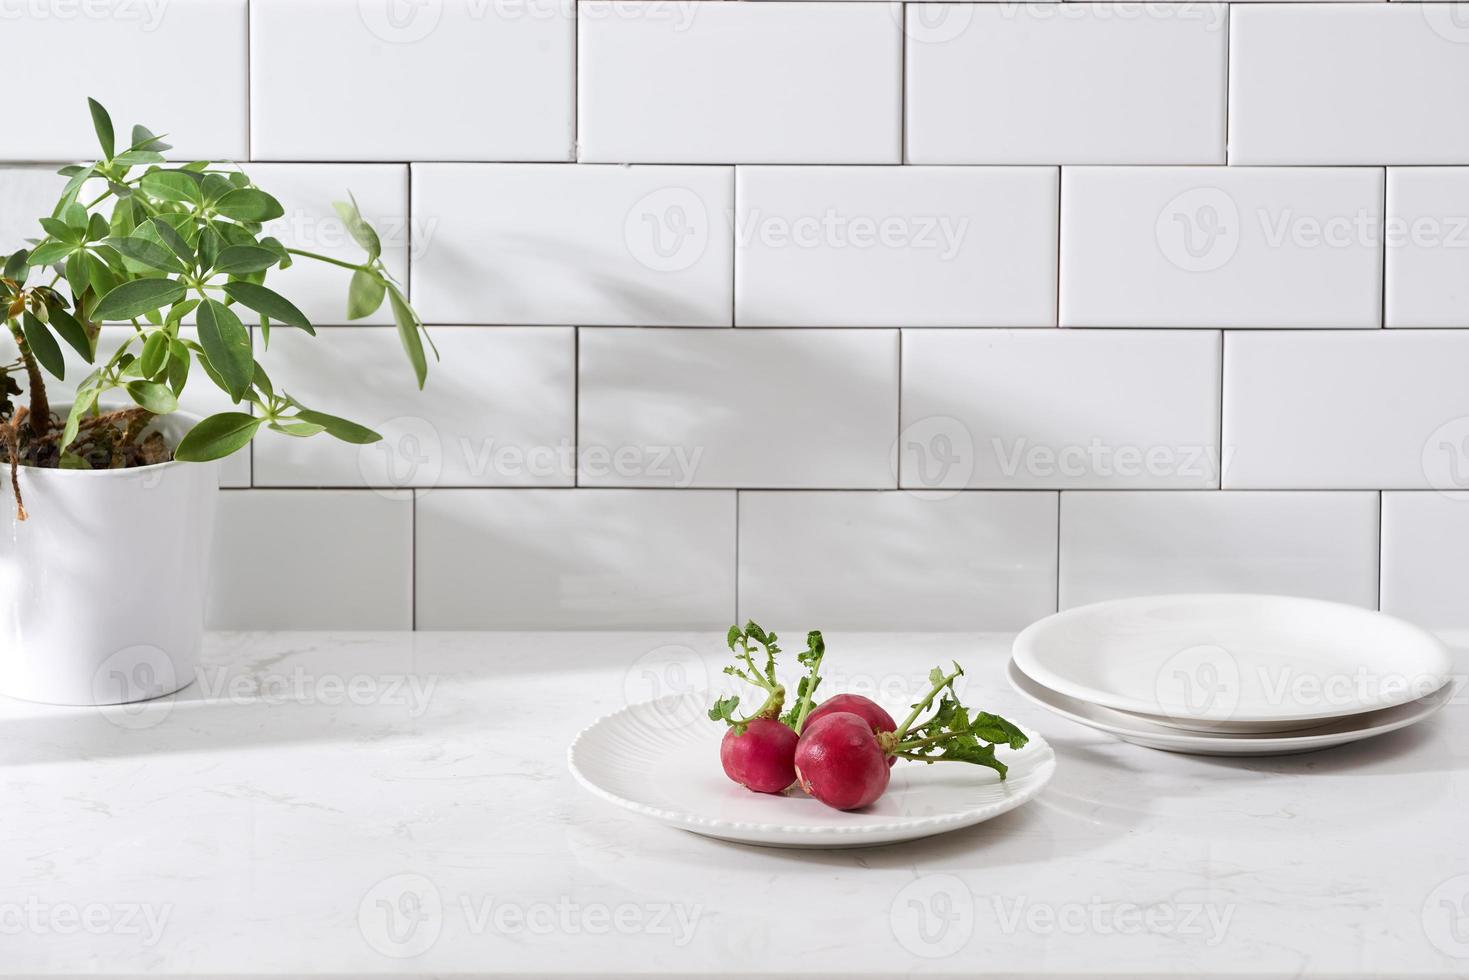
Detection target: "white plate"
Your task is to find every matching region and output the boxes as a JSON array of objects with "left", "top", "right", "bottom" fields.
[
  {"left": 1013, "top": 594, "right": 1452, "bottom": 729},
  {"left": 1007, "top": 659, "right": 1453, "bottom": 756},
  {"left": 568, "top": 692, "right": 1055, "bottom": 848}
]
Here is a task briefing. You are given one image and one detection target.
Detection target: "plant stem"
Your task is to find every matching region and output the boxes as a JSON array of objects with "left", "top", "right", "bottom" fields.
[
  {"left": 285, "top": 248, "right": 366, "bottom": 273},
  {"left": 6, "top": 322, "right": 49, "bottom": 438},
  {"left": 893, "top": 664, "right": 963, "bottom": 742}
]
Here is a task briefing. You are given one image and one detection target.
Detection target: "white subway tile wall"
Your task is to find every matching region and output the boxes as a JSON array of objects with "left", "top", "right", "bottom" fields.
[{"left": 4, "top": 0, "right": 1468, "bottom": 630}]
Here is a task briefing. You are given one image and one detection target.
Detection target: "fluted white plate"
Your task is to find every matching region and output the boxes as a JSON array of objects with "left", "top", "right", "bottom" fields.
[
  {"left": 1008, "top": 660, "right": 1453, "bottom": 756},
  {"left": 1013, "top": 594, "right": 1452, "bottom": 730},
  {"left": 568, "top": 692, "right": 1055, "bottom": 848}
]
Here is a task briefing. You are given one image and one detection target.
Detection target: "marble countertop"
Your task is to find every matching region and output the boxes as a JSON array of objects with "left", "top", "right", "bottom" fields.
[{"left": 2, "top": 630, "right": 1466, "bottom": 978}]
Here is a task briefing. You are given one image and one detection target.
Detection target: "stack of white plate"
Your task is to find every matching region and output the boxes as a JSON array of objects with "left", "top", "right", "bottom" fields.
[{"left": 1008, "top": 594, "right": 1455, "bottom": 756}]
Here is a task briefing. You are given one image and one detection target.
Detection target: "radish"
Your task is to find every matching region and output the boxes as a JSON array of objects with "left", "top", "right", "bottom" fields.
[
  {"left": 793, "top": 711, "right": 891, "bottom": 810},
  {"left": 805, "top": 693, "right": 896, "bottom": 734},
  {"left": 720, "top": 718, "right": 799, "bottom": 793},
  {"left": 709, "top": 623, "right": 826, "bottom": 794},
  {"left": 794, "top": 664, "right": 1031, "bottom": 811}
]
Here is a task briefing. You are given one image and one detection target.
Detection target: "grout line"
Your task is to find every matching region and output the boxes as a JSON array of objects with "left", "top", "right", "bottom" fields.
[
  {"left": 1217, "top": 330, "right": 1225, "bottom": 490},
  {"left": 899, "top": 1, "right": 907, "bottom": 165},
  {"left": 1379, "top": 167, "right": 1389, "bottom": 328},
  {"left": 1053, "top": 491, "right": 1063, "bottom": 613},
  {"left": 1222, "top": 2, "right": 1231, "bottom": 165},
  {"left": 244, "top": 0, "right": 253, "bottom": 161},
  {"left": 411, "top": 490, "right": 418, "bottom": 630},
  {"left": 733, "top": 490, "right": 741, "bottom": 624},
  {"left": 1376, "top": 490, "right": 1384, "bottom": 612},
  {"left": 895, "top": 329, "right": 904, "bottom": 488},
  {"left": 573, "top": 326, "right": 581, "bottom": 488}
]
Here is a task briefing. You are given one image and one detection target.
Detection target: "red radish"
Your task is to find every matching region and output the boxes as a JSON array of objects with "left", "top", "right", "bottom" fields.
[
  {"left": 794, "top": 712, "right": 891, "bottom": 810},
  {"left": 803, "top": 693, "right": 898, "bottom": 767},
  {"left": 720, "top": 718, "right": 799, "bottom": 794},
  {"left": 804, "top": 693, "right": 895, "bottom": 733}
]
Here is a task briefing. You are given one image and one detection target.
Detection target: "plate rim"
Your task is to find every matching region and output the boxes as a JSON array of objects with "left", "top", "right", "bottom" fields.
[
  {"left": 1012, "top": 593, "right": 1453, "bottom": 724},
  {"left": 1006, "top": 658, "right": 1453, "bottom": 750},
  {"left": 567, "top": 691, "right": 1057, "bottom": 842}
]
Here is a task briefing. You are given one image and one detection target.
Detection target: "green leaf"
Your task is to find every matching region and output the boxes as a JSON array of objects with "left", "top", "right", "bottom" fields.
[
  {"left": 294, "top": 409, "right": 380, "bottom": 445},
  {"left": 166, "top": 339, "right": 191, "bottom": 395},
  {"left": 140, "top": 330, "right": 169, "bottom": 377},
  {"left": 87, "top": 97, "right": 114, "bottom": 160},
  {"left": 130, "top": 124, "right": 170, "bottom": 152},
  {"left": 197, "top": 299, "right": 253, "bottom": 402},
  {"left": 20, "top": 311, "right": 65, "bottom": 379},
  {"left": 62, "top": 385, "right": 100, "bottom": 448},
  {"left": 222, "top": 281, "right": 312, "bottom": 333},
  {"left": 214, "top": 188, "right": 284, "bottom": 223},
  {"left": 44, "top": 301, "right": 93, "bottom": 362},
  {"left": 333, "top": 193, "right": 381, "bottom": 259},
  {"left": 104, "top": 236, "right": 185, "bottom": 274},
  {"left": 146, "top": 216, "right": 194, "bottom": 265},
  {"left": 346, "top": 268, "right": 386, "bottom": 320},
  {"left": 3, "top": 249, "right": 29, "bottom": 281},
  {"left": 53, "top": 165, "right": 96, "bottom": 215},
  {"left": 140, "top": 170, "right": 202, "bottom": 204},
  {"left": 388, "top": 286, "right": 427, "bottom": 389},
  {"left": 268, "top": 420, "right": 327, "bottom": 438},
  {"left": 85, "top": 212, "right": 110, "bottom": 243},
  {"left": 92, "top": 277, "right": 186, "bottom": 321},
  {"left": 212, "top": 244, "right": 278, "bottom": 276},
  {"left": 125, "top": 380, "right": 178, "bottom": 414},
  {"left": 174, "top": 412, "right": 263, "bottom": 462},
  {"left": 26, "top": 242, "right": 75, "bottom": 266},
  {"left": 39, "top": 217, "right": 79, "bottom": 242}
]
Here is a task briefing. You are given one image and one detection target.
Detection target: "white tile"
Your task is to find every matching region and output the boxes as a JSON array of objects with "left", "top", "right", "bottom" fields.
[
  {"left": 1382, "top": 492, "right": 1469, "bottom": 631},
  {"left": 0, "top": 328, "right": 251, "bottom": 488},
  {"left": 578, "top": 329, "right": 898, "bottom": 488},
  {"left": 1, "top": 0, "right": 246, "bottom": 161},
  {"left": 738, "top": 491, "right": 1058, "bottom": 630},
  {"left": 1385, "top": 167, "right": 1469, "bottom": 328},
  {"left": 1059, "top": 491, "right": 1380, "bottom": 609},
  {"left": 0, "top": 167, "right": 93, "bottom": 252},
  {"left": 1061, "top": 167, "right": 1383, "bottom": 328},
  {"left": 906, "top": 4, "right": 1227, "bottom": 165},
  {"left": 253, "top": 327, "right": 573, "bottom": 488},
  {"left": 1223, "top": 331, "right": 1469, "bottom": 490},
  {"left": 578, "top": 2, "right": 900, "bottom": 163},
  {"left": 902, "top": 329, "right": 1221, "bottom": 489},
  {"left": 1230, "top": 5, "right": 1469, "bottom": 165},
  {"left": 735, "top": 167, "right": 1057, "bottom": 327},
  {"left": 208, "top": 490, "right": 413, "bottom": 629},
  {"left": 414, "top": 489, "right": 735, "bottom": 628},
  {"left": 250, "top": 0, "right": 573, "bottom": 161},
  {"left": 412, "top": 164, "right": 732, "bottom": 326},
  {"left": 244, "top": 164, "right": 408, "bottom": 327}
]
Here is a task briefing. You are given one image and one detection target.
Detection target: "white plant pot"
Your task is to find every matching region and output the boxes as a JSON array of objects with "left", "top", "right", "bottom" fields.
[{"left": 0, "top": 412, "right": 219, "bottom": 705}]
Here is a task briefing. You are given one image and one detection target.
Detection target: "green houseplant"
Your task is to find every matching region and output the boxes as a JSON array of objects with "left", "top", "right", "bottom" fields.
[{"left": 0, "top": 100, "right": 435, "bottom": 705}]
